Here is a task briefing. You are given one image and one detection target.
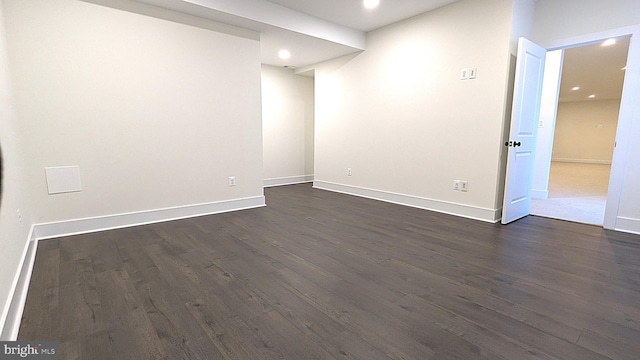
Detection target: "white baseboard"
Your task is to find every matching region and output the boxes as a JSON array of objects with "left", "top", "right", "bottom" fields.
[
  {"left": 552, "top": 158, "right": 612, "bottom": 165},
  {"left": 531, "top": 189, "right": 549, "bottom": 199},
  {"left": 33, "top": 195, "right": 266, "bottom": 240},
  {"left": 615, "top": 217, "right": 640, "bottom": 235},
  {"left": 0, "top": 196, "right": 265, "bottom": 339},
  {"left": 0, "top": 226, "right": 38, "bottom": 341},
  {"left": 313, "top": 181, "right": 500, "bottom": 223},
  {"left": 264, "top": 175, "right": 314, "bottom": 188}
]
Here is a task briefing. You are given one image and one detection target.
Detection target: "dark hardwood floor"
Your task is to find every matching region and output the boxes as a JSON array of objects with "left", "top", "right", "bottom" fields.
[{"left": 18, "top": 183, "right": 640, "bottom": 359}]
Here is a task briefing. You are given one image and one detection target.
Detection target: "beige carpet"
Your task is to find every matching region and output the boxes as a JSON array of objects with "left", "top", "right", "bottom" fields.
[{"left": 530, "top": 162, "right": 610, "bottom": 225}]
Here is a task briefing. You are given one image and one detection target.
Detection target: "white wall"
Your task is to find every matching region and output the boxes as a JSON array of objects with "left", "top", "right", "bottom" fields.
[
  {"left": 2, "top": 0, "right": 264, "bottom": 226},
  {"left": 261, "top": 65, "right": 314, "bottom": 186},
  {"left": 0, "top": 0, "right": 264, "bottom": 333},
  {"left": 313, "top": 0, "right": 517, "bottom": 221},
  {"left": 509, "top": 0, "right": 535, "bottom": 53},
  {"left": 532, "top": 50, "right": 562, "bottom": 199},
  {"left": 533, "top": 0, "right": 640, "bottom": 46},
  {"left": 0, "top": 2, "right": 34, "bottom": 338},
  {"left": 533, "top": 0, "right": 640, "bottom": 234},
  {"left": 552, "top": 100, "right": 619, "bottom": 164}
]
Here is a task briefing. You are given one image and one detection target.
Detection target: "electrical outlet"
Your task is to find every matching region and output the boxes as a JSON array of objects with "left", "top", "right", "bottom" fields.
[
  {"left": 348, "top": 168, "right": 352, "bottom": 176},
  {"left": 461, "top": 181, "right": 469, "bottom": 192},
  {"left": 228, "top": 176, "right": 236, "bottom": 187},
  {"left": 17, "top": 208, "right": 22, "bottom": 224},
  {"left": 453, "top": 180, "right": 461, "bottom": 191}
]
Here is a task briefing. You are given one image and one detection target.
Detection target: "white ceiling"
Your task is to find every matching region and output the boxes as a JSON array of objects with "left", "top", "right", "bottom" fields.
[
  {"left": 129, "top": 0, "right": 460, "bottom": 68},
  {"left": 559, "top": 37, "right": 630, "bottom": 102},
  {"left": 263, "top": 0, "right": 461, "bottom": 32},
  {"left": 93, "top": 0, "right": 628, "bottom": 96}
]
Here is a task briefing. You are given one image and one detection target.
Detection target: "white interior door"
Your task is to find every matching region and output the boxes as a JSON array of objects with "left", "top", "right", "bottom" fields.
[{"left": 502, "top": 37, "right": 547, "bottom": 224}]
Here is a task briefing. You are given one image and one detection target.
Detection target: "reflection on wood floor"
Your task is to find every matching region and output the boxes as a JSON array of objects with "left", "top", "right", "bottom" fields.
[{"left": 20, "top": 183, "right": 640, "bottom": 359}]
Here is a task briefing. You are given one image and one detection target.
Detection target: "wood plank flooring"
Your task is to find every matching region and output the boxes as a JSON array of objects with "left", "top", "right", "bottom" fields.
[{"left": 18, "top": 183, "right": 640, "bottom": 359}]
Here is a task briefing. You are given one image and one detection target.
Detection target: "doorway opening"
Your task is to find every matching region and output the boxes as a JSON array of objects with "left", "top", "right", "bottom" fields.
[
  {"left": 530, "top": 37, "right": 630, "bottom": 225},
  {"left": 261, "top": 65, "right": 315, "bottom": 188}
]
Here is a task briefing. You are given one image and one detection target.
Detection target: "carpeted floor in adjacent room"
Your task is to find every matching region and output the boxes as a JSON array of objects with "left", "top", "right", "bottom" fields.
[{"left": 531, "top": 162, "right": 610, "bottom": 225}]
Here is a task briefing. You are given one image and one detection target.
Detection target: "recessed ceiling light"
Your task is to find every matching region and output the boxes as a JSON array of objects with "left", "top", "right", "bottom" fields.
[
  {"left": 278, "top": 49, "right": 291, "bottom": 60},
  {"left": 602, "top": 38, "right": 616, "bottom": 46},
  {"left": 571, "top": 86, "right": 580, "bottom": 91},
  {"left": 363, "top": 0, "right": 380, "bottom": 9},
  {"left": 588, "top": 94, "right": 596, "bottom": 98}
]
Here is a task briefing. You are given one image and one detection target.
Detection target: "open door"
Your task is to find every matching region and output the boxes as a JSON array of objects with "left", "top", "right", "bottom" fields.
[{"left": 502, "top": 37, "right": 547, "bottom": 224}]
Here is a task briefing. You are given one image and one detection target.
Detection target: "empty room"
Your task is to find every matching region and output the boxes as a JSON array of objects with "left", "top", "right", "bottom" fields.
[
  {"left": 530, "top": 38, "right": 630, "bottom": 226},
  {"left": 1, "top": 0, "right": 640, "bottom": 359}
]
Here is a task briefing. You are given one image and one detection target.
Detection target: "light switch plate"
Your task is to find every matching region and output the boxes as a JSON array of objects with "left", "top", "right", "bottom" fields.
[
  {"left": 460, "top": 68, "right": 469, "bottom": 80},
  {"left": 469, "top": 68, "right": 477, "bottom": 79}
]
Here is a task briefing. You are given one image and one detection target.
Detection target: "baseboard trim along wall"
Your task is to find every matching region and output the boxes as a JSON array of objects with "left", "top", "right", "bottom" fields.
[
  {"left": 264, "top": 175, "right": 314, "bottom": 188},
  {"left": 552, "top": 158, "right": 612, "bottom": 165},
  {"left": 313, "top": 180, "right": 501, "bottom": 223},
  {"left": 34, "top": 196, "right": 266, "bottom": 240},
  {"left": 615, "top": 217, "right": 640, "bottom": 235},
  {"left": 0, "top": 195, "right": 266, "bottom": 340},
  {"left": 0, "top": 227, "right": 37, "bottom": 341},
  {"left": 531, "top": 189, "right": 549, "bottom": 200}
]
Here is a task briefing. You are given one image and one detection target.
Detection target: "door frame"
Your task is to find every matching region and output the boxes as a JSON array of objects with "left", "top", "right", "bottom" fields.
[{"left": 539, "top": 25, "right": 640, "bottom": 230}]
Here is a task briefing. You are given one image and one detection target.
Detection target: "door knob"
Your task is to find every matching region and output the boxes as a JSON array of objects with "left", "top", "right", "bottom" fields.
[{"left": 504, "top": 141, "right": 522, "bottom": 147}]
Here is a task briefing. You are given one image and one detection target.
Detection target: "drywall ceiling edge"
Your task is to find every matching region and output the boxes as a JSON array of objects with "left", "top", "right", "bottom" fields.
[{"left": 171, "top": 0, "right": 366, "bottom": 49}]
